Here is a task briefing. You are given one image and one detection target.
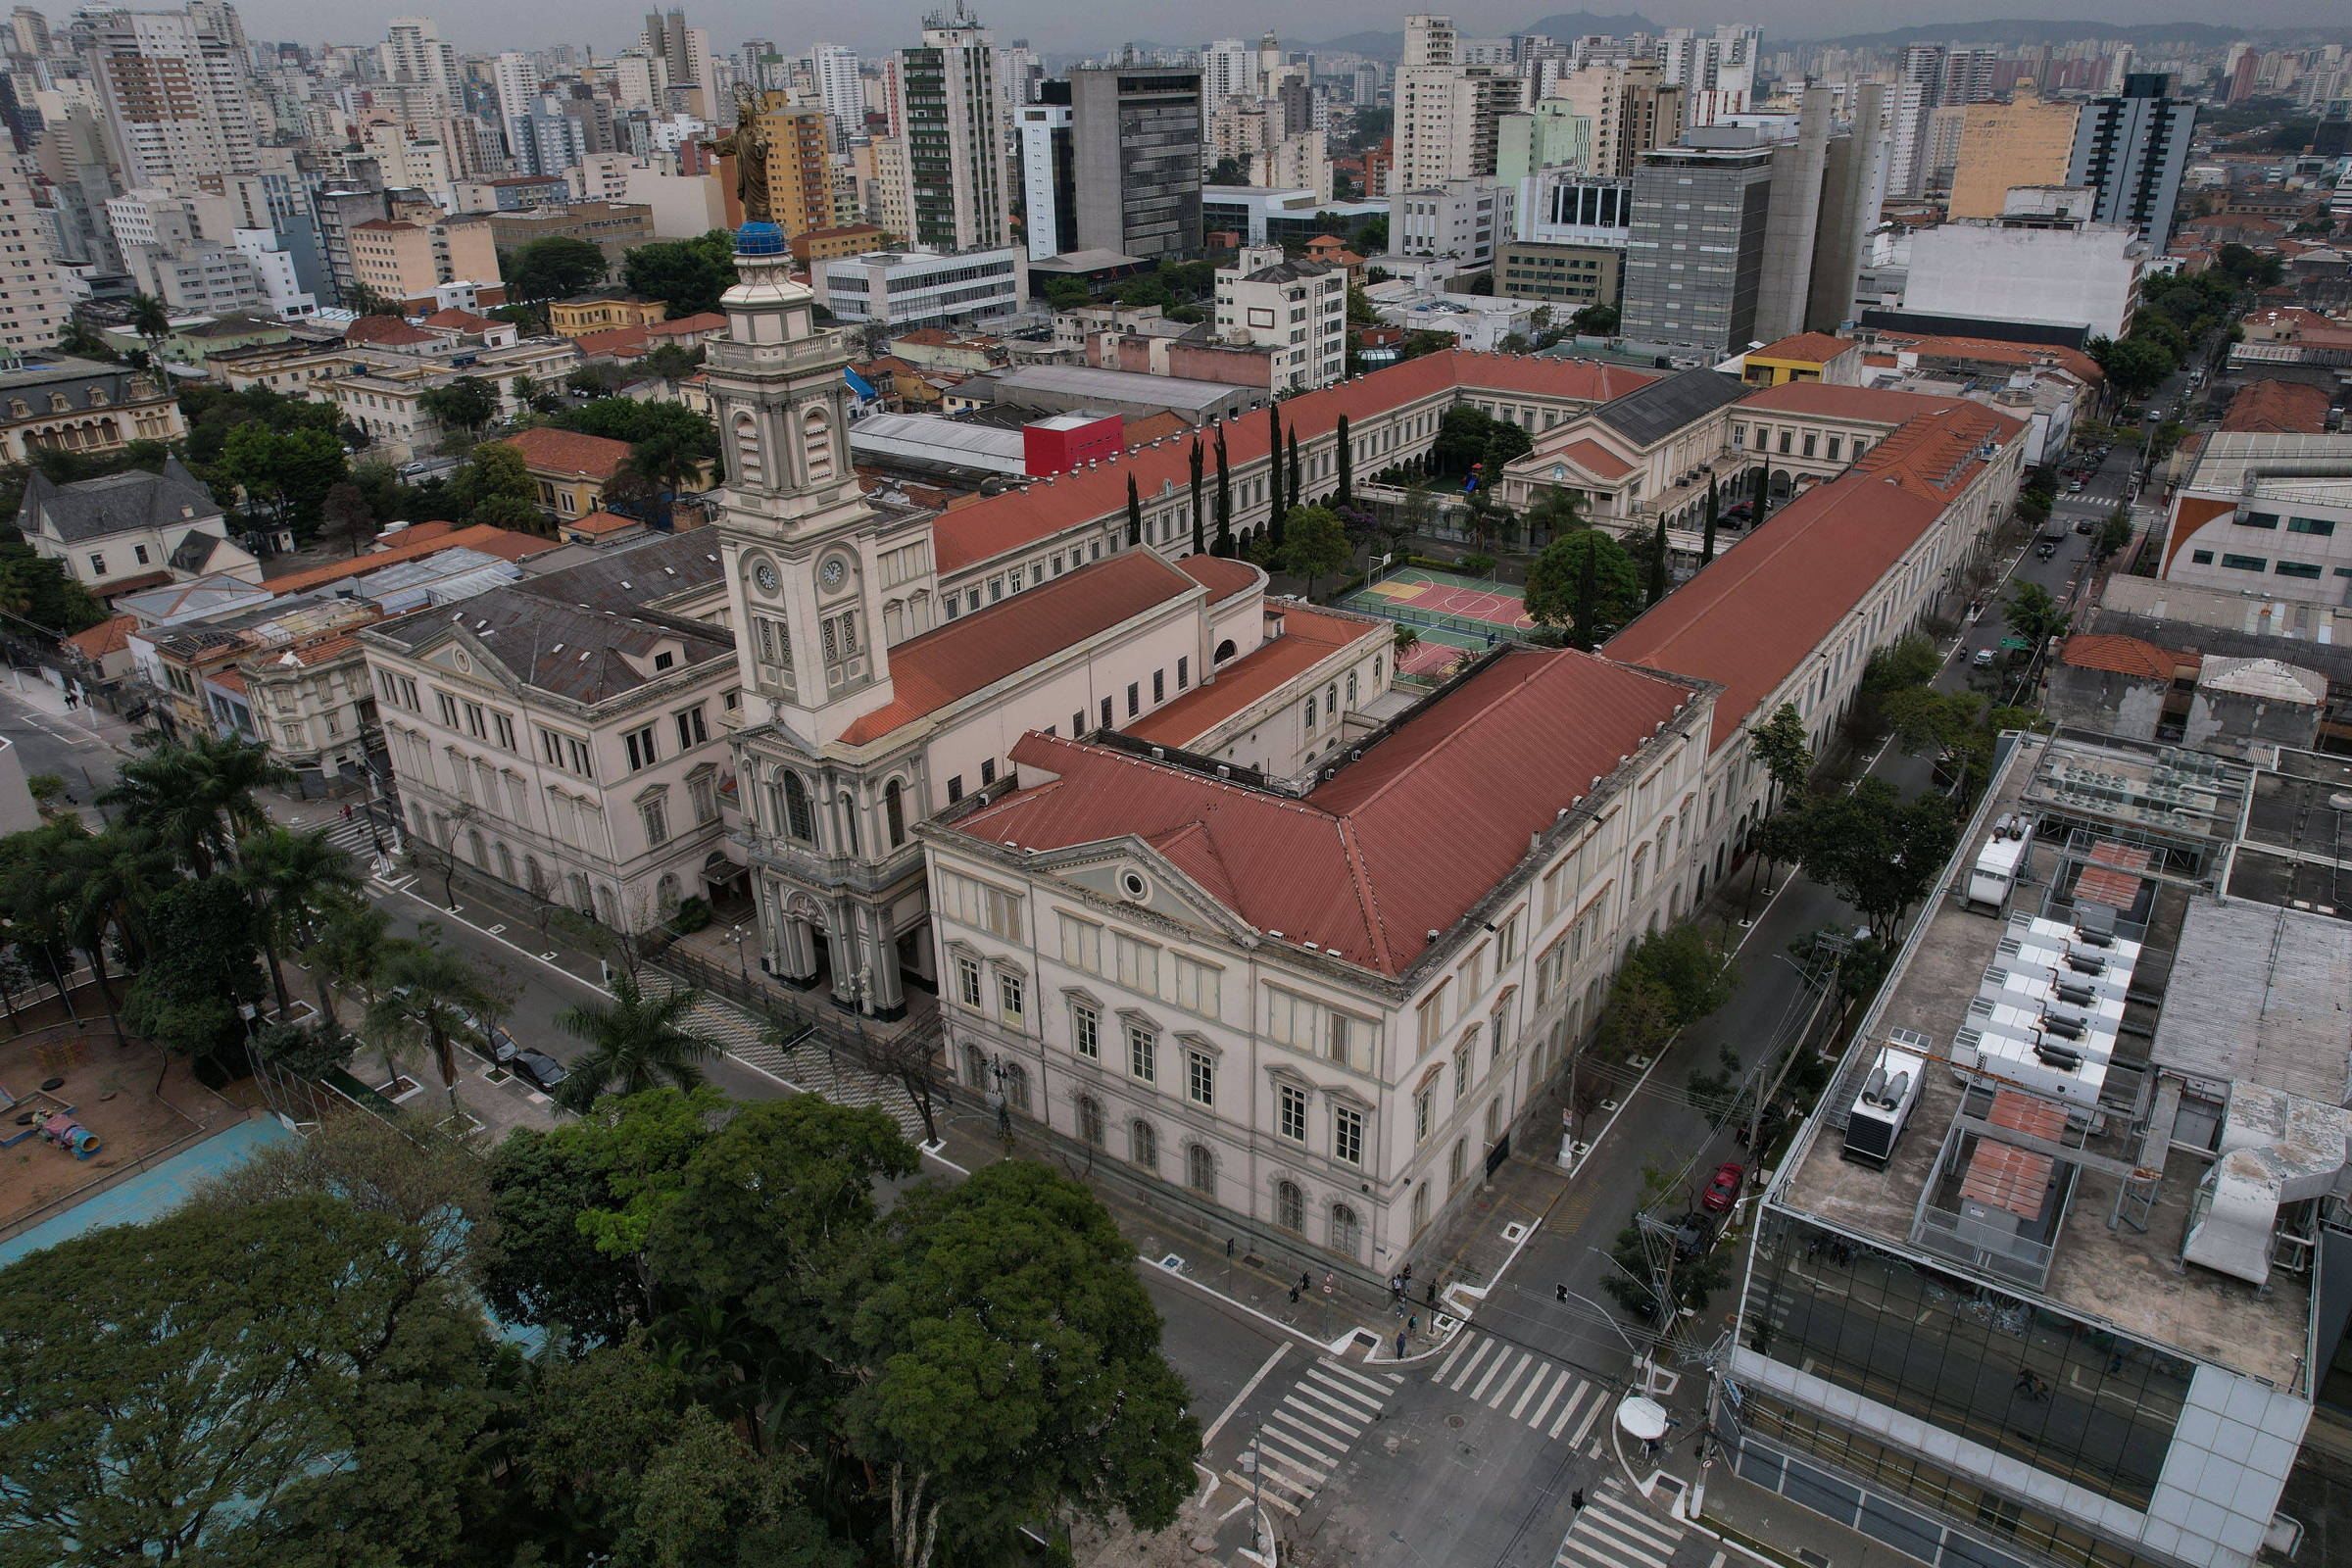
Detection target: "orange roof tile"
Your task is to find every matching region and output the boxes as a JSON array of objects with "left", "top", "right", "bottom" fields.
[
  {"left": 1175, "top": 554, "right": 1259, "bottom": 603},
  {"left": 930, "top": 352, "right": 1652, "bottom": 574},
  {"left": 564, "top": 510, "right": 642, "bottom": 536},
  {"left": 570, "top": 325, "right": 654, "bottom": 359},
  {"left": 65, "top": 614, "right": 133, "bottom": 660},
  {"left": 2060, "top": 634, "right": 2187, "bottom": 682},
  {"left": 963, "top": 648, "right": 1696, "bottom": 974},
  {"left": 1126, "top": 603, "right": 1377, "bottom": 747},
  {"left": 1883, "top": 334, "right": 2103, "bottom": 385},
  {"left": 1547, "top": 438, "right": 1634, "bottom": 480},
  {"left": 1736, "top": 381, "right": 1974, "bottom": 424},
  {"left": 504, "top": 426, "right": 633, "bottom": 480},
  {"left": 262, "top": 523, "right": 541, "bottom": 596},
  {"left": 2221, "top": 379, "right": 2332, "bottom": 434},
  {"left": 835, "top": 552, "right": 1198, "bottom": 746},
  {"left": 647, "top": 312, "right": 726, "bottom": 338},
  {"left": 1752, "top": 331, "right": 1850, "bottom": 364},
  {"left": 1122, "top": 412, "right": 1192, "bottom": 448}
]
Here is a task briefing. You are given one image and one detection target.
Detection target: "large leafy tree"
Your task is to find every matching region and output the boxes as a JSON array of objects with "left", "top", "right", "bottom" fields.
[
  {"left": 448, "top": 440, "right": 544, "bottom": 532},
  {"left": 1784, "top": 778, "right": 1962, "bottom": 937},
  {"left": 416, "top": 375, "right": 502, "bottom": 445},
  {"left": 237, "top": 825, "right": 362, "bottom": 1018},
  {"left": 300, "top": 892, "right": 392, "bottom": 1055},
  {"left": 842, "top": 1161, "right": 1200, "bottom": 1567},
  {"left": 122, "top": 875, "right": 267, "bottom": 1060},
  {"left": 1747, "top": 701, "right": 1814, "bottom": 803},
  {"left": 1259, "top": 504, "right": 1351, "bottom": 597},
  {"left": 218, "top": 421, "right": 347, "bottom": 531},
  {"left": 102, "top": 732, "right": 290, "bottom": 875},
  {"left": 620, "top": 230, "right": 739, "bottom": 318},
  {"left": 504, "top": 235, "right": 609, "bottom": 303},
  {"left": 1523, "top": 484, "right": 1585, "bottom": 547},
  {"left": 554, "top": 397, "right": 718, "bottom": 461},
  {"left": 0, "top": 1196, "right": 496, "bottom": 1568},
  {"left": 550, "top": 972, "right": 722, "bottom": 1112},
  {"left": 1523, "top": 528, "right": 1640, "bottom": 648},
  {"left": 2003, "top": 579, "right": 2072, "bottom": 652}
]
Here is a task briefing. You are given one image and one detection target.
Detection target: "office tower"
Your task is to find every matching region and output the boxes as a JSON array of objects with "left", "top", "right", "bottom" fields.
[
  {"left": 1554, "top": 58, "right": 1682, "bottom": 180},
  {"left": 84, "top": 3, "right": 259, "bottom": 189},
  {"left": 1017, "top": 89, "right": 1074, "bottom": 261},
  {"left": 1946, "top": 89, "right": 2080, "bottom": 220},
  {"left": 1067, "top": 65, "right": 1201, "bottom": 261},
  {"left": 1620, "top": 136, "right": 1775, "bottom": 350},
  {"left": 490, "top": 52, "right": 540, "bottom": 167},
  {"left": 1403, "top": 14, "right": 1457, "bottom": 68},
  {"left": 381, "top": 17, "right": 461, "bottom": 103},
  {"left": 900, "top": 3, "right": 1010, "bottom": 253},
  {"left": 1754, "top": 84, "right": 1886, "bottom": 341},
  {"left": 0, "top": 155, "right": 68, "bottom": 351},
  {"left": 810, "top": 43, "right": 861, "bottom": 146},
  {"left": 2069, "top": 74, "right": 2194, "bottom": 252},
  {"left": 10, "top": 6, "right": 48, "bottom": 56},
  {"left": 1203, "top": 38, "right": 1255, "bottom": 106},
  {"left": 642, "top": 9, "right": 708, "bottom": 118}
]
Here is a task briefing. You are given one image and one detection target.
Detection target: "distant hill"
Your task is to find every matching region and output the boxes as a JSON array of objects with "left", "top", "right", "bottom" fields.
[
  {"left": 1779, "top": 19, "right": 2253, "bottom": 49},
  {"left": 1310, "top": 13, "right": 1661, "bottom": 61}
]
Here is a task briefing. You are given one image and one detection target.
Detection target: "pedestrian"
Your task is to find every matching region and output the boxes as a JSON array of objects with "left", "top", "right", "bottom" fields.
[
  {"left": 1407, "top": 1314, "right": 1418, "bottom": 1339},
  {"left": 1571, "top": 1490, "right": 1585, "bottom": 1511},
  {"left": 1396, "top": 1330, "right": 1406, "bottom": 1358},
  {"left": 1401, "top": 1261, "right": 1413, "bottom": 1286},
  {"left": 1299, "top": 1272, "right": 1311, "bottom": 1295},
  {"left": 1426, "top": 1280, "right": 1438, "bottom": 1306},
  {"left": 1556, "top": 1283, "right": 1568, "bottom": 1303}
]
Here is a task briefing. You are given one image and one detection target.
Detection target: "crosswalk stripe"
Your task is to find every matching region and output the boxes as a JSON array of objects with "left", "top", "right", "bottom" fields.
[
  {"left": 1512, "top": 1363, "right": 1559, "bottom": 1421},
  {"left": 1592, "top": 1489, "right": 1681, "bottom": 1549},
  {"left": 1548, "top": 1382, "right": 1591, "bottom": 1441},
  {"left": 1487, "top": 1352, "right": 1533, "bottom": 1409},
  {"left": 1432, "top": 1333, "right": 1474, "bottom": 1383},
  {"left": 1299, "top": 1371, "right": 1381, "bottom": 1416},
  {"left": 1291, "top": 1384, "right": 1374, "bottom": 1431},
  {"left": 1569, "top": 1393, "right": 1605, "bottom": 1447},
  {"left": 1581, "top": 1508, "right": 1679, "bottom": 1564},
  {"left": 1447, "top": 1337, "right": 1495, "bottom": 1390},
  {"left": 1525, "top": 1369, "right": 1569, "bottom": 1429},
  {"left": 1226, "top": 1472, "right": 1300, "bottom": 1515},
  {"left": 1467, "top": 1344, "right": 1511, "bottom": 1401},
  {"left": 1260, "top": 1417, "right": 1341, "bottom": 1470},
  {"left": 1275, "top": 1396, "right": 1360, "bottom": 1442},
  {"left": 1314, "top": 1358, "right": 1393, "bottom": 1397},
  {"left": 1253, "top": 1443, "right": 1327, "bottom": 1490},
  {"left": 1561, "top": 1528, "right": 1670, "bottom": 1568}
]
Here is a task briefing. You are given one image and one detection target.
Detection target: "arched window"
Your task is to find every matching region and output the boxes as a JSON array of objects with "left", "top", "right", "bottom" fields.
[
  {"left": 1001, "top": 1061, "right": 1030, "bottom": 1113},
  {"left": 524, "top": 855, "right": 546, "bottom": 896},
  {"left": 656, "top": 872, "right": 681, "bottom": 918},
  {"left": 803, "top": 406, "right": 834, "bottom": 483},
  {"left": 1448, "top": 1138, "right": 1468, "bottom": 1192},
  {"left": 1078, "top": 1094, "right": 1105, "bottom": 1148},
  {"left": 1410, "top": 1182, "right": 1430, "bottom": 1236},
  {"left": 1275, "top": 1179, "right": 1304, "bottom": 1232},
  {"left": 965, "top": 1043, "right": 988, "bottom": 1087},
  {"left": 732, "top": 413, "right": 762, "bottom": 485},
  {"left": 783, "top": 772, "right": 814, "bottom": 841},
  {"left": 1131, "top": 1119, "right": 1157, "bottom": 1171},
  {"left": 466, "top": 828, "right": 487, "bottom": 866},
  {"left": 1187, "top": 1143, "right": 1215, "bottom": 1196},
  {"left": 1330, "top": 1203, "right": 1361, "bottom": 1259},
  {"left": 495, "top": 842, "right": 516, "bottom": 881},
  {"left": 885, "top": 779, "right": 906, "bottom": 849},
  {"left": 1347, "top": 671, "right": 1358, "bottom": 707},
  {"left": 838, "top": 794, "right": 860, "bottom": 857},
  {"left": 1214, "top": 638, "right": 1237, "bottom": 663}
]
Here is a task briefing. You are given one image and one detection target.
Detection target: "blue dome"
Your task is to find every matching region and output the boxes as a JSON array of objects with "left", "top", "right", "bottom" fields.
[{"left": 734, "top": 221, "right": 787, "bottom": 257}]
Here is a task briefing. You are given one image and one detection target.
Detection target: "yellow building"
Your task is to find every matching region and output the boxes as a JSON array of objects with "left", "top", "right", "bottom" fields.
[
  {"left": 1740, "top": 332, "right": 1863, "bottom": 387},
  {"left": 1946, "top": 91, "right": 2082, "bottom": 220},
  {"left": 348, "top": 216, "right": 501, "bottom": 308},
  {"left": 548, "top": 290, "right": 669, "bottom": 338},
  {"left": 503, "top": 426, "right": 714, "bottom": 522},
  {"left": 753, "top": 95, "right": 833, "bottom": 238},
  {"left": 790, "top": 223, "right": 888, "bottom": 265}
]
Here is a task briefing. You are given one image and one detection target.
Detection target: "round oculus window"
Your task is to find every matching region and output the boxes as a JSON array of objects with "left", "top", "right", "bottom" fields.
[{"left": 1119, "top": 870, "right": 1149, "bottom": 900}]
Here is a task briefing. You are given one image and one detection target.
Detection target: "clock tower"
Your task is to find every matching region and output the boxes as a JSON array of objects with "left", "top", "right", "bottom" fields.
[{"left": 705, "top": 222, "right": 895, "bottom": 747}]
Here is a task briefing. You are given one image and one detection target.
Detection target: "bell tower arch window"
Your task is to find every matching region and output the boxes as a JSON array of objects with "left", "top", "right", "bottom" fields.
[
  {"left": 732, "top": 412, "right": 763, "bottom": 486},
  {"left": 803, "top": 405, "right": 834, "bottom": 484}
]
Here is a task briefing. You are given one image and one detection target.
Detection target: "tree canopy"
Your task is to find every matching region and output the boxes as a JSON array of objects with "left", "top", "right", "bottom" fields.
[
  {"left": 1523, "top": 528, "right": 1641, "bottom": 647},
  {"left": 503, "top": 235, "right": 609, "bottom": 303},
  {"left": 447, "top": 441, "right": 543, "bottom": 533},
  {"left": 553, "top": 397, "right": 719, "bottom": 462},
  {"left": 621, "top": 230, "right": 740, "bottom": 318}
]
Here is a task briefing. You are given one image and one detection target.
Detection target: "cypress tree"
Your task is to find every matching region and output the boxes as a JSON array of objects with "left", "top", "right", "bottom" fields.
[
  {"left": 1214, "top": 425, "right": 1234, "bottom": 557},
  {"left": 1646, "top": 519, "right": 1668, "bottom": 608},
  {"left": 1702, "top": 474, "right": 1719, "bottom": 564},
  {"left": 1189, "top": 436, "right": 1206, "bottom": 555},
  {"left": 1126, "top": 472, "right": 1143, "bottom": 548},
  {"left": 1336, "top": 412, "right": 1353, "bottom": 505},
  {"left": 1266, "top": 402, "right": 1284, "bottom": 523},
  {"left": 1288, "top": 428, "right": 1301, "bottom": 510}
]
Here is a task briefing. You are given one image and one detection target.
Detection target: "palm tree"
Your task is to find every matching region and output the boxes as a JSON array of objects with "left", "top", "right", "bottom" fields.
[
  {"left": 624, "top": 432, "right": 706, "bottom": 527},
  {"left": 237, "top": 826, "right": 363, "bottom": 1017},
  {"left": 303, "top": 893, "right": 392, "bottom": 1056},
  {"left": 550, "top": 972, "right": 720, "bottom": 1112},
  {"left": 60, "top": 824, "right": 175, "bottom": 1042},
  {"left": 103, "top": 733, "right": 291, "bottom": 874},
  {"left": 364, "top": 941, "right": 501, "bottom": 1108},
  {"left": 125, "top": 292, "right": 172, "bottom": 362}
]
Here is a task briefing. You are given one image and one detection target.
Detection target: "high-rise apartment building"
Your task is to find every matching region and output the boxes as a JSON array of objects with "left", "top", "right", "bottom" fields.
[
  {"left": 0, "top": 156, "right": 68, "bottom": 352},
  {"left": 2068, "top": 74, "right": 2194, "bottom": 252},
  {"left": 1016, "top": 96, "right": 1074, "bottom": 261},
  {"left": 380, "top": 17, "right": 462, "bottom": 104},
  {"left": 1213, "top": 243, "right": 1345, "bottom": 392},
  {"left": 1203, "top": 39, "right": 1256, "bottom": 106},
  {"left": 1753, "top": 85, "right": 1886, "bottom": 342},
  {"left": 490, "top": 52, "right": 540, "bottom": 169},
  {"left": 1946, "top": 89, "right": 2080, "bottom": 220},
  {"left": 1555, "top": 59, "right": 1684, "bottom": 179},
  {"left": 1402, "top": 14, "right": 1457, "bottom": 68},
  {"left": 1068, "top": 66, "right": 1202, "bottom": 261},
  {"left": 810, "top": 44, "right": 862, "bottom": 147},
  {"left": 1658, "top": 24, "right": 1759, "bottom": 125},
  {"left": 899, "top": 4, "right": 1010, "bottom": 254},
  {"left": 1396, "top": 64, "right": 1523, "bottom": 187},
  {"left": 84, "top": 3, "right": 259, "bottom": 189},
  {"left": 1620, "top": 137, "right": 1775, "bottom": 351},
  {"left": 642, "top": 9, "right": 709, "bottom": 118},
  {"left": 756, "top": 97, "right": 833, "bottom": 237}
]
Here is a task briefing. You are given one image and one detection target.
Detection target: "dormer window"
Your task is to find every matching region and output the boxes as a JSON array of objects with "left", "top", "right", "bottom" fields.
[
  {"left": 86, "top": 389, "right": 107, "bottom": 407},
  {"left": 7, "top": 400, "right": 25, "bottom": 417},
  {"left": 49, "top": 393, "right": 69, "bottom": 413}
]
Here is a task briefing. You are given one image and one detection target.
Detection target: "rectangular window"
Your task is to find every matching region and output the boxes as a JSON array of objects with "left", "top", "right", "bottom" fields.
[
  {"left": 1497, "top": 913, "right": 1521, "bottom": 966},
  {"left": 2276, "top": 560, "right": 2324, "bottom": 579},
  {"left": 1801, "top": 432, "right": 1817, "bottom": 458},
  {"left": 1177, "top": 656, "right": 1190, "bottom": 690},
  {"left": 1152, "top": 669, "right": 1165, "bottom": 705},
  {"left": 999, "top": 971, "right": 1024, "bottom": 1026},
  {"left": 1278, "top": 1084, "right": 1308, "bottom": 1143},
  {"left": 1072, "top": 710, "right": 1085, "bottom": 737},
  {"left": 674, "top": 706, "right": 709, "bottom": 749},
  {"left": 624, "top": 724, "right": 658, "bottom": 770},
  {"left": 1778, "top": 430, "right": 1791, "bottom": 455},
  {"left": 436, "top": 690, "right": 459, "bottom": 727},
  {"left": 1453, "top": 1042, "right": 1472, "bottom": 1096},
  {"left": 2238, "top": 511, "right": 2279, "bottom": 529},
  {"left": 638, "top": 792, "right": 670, "bottom": 846},
  {"left": 1059, "top": 913, "right": 1103, "bottom": 975},
  {"left": 956, "top": 956, "right": 981, "bottom": 1008},
  {"left": 1175, "top": 955, "right": 1220, "bottom": 1017},
  {"left": 87, "top": 553, "right": 105, "bottom": 575},
  {"left": 980, "top": 759, "right": 996, "bottom": 786},
  {"left": 491, "top": 711, "right": 516, "bottom": 751},
  {"left": 1827, "top": 436, "right": 1842, "bottom": 462},
  {"left": 1126, "top": 682, "right": 1140, "bottom": 718},
  {"left": 1333, "top": 1106, "right": 1363, "bottom": 1166},
  {"left": 2190, "top": 549, "right": 2214, "bottom": 564},
  {"left": 463, "top": 701, "right": 487, "bottom": 739},
  {"left": 1415, "top": 1088, "right": 1433, "bottom": 1143},
  {"left": 1127, "top": 1023, "right": 1156, "bottom": 1083},
  {"left": 1417, "top": 980, "right": 1450, "bottom": 1053},
  {"left": 2220, "top": 554, "right": 2268, "bottom": 572},
  {"left": 1071, "top": 1001, "right": 1100, "bottom": 1059},
  {"left": 938, "top": 870, "right": 1022, "bottom": 940},
  {"left": 1113, "top": 931, "right": 1159, "bottom": 994},
  {"left": 2287, "top": 516, "right": 2336, "bottom": 536},
  {"left": 1188, "top": 1050, "right": 1215, "bottom": 1108},
  {"left": 946, "top": 775, "right": 963, "bottom": 803},
  {"left": 1102, "top": 696, "right": 1113, "bottom": 729}
]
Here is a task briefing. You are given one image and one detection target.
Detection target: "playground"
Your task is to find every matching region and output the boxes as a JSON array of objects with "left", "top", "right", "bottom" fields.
[{"left": 1338, "top": 564, "right": 1539, "bottom": 680}]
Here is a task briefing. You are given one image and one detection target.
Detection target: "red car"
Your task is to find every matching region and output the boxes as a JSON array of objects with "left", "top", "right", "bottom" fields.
[{"left": 1701, "top": 1160, "right": 1745, "bottom": 1214}]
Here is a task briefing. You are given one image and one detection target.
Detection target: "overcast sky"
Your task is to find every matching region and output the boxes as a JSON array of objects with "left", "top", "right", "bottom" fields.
[{"left": 239, "top": 1, "right": 2345, "bottom": 60}]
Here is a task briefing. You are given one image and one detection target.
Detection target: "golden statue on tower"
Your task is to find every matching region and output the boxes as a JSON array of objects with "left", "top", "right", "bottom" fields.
[{"left": 704, "top": 87, "right": 770, "bottom": 225}]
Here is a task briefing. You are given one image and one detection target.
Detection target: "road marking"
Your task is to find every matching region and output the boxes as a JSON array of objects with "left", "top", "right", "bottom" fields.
[
  {"left": 1513, "top": 1363, "right": 1561, "bottom": 1422},
  {"left": 1276, "top": 1396, "right": 1359, "bottom": 1442},
  {"left": 1262, "top": 1415, "right": 1343, "bottom": 1467},
  {"left": 1447, "top": 1337, "right": 1495, "bottom": 1390},
  {"left": 1313, "top": 1357, "right": 1396, "bottom": 1396},
  {"left": 1292, "top": 1378, "right": 1376, "bottom": 1426},
  {"left": 1467, "top": 1344, "right": 1511, "bottom": 1401},
  {"left": 1202, "top": 1344, "right": 1289, "bottom": 1446},
  {"left": 1569, "top": 1392, "right": 1605, "bottom": 1447},
  {"left": 1487, "top": 1352, "right": 1533, "bottom": 1409},
  {"left": 1433, "top": 1334, "right": 1475, "bottom": 1384},
  {"left": 1253, "top": 1446, "right": 1325, "bottom": 1493},
  {"left": 1224, "top": 1473, "right": 1299, "bottom": 1516},
  {"left": 1524, "top": 1368, "right": 1569, "bottom": 1428},
  {"left": 1549, "top": 1382, "right": 1590, "bottom": 1441}
]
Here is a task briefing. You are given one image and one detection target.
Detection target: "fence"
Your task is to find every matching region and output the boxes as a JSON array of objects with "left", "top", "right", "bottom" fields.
[
  {"left": 652, "top": 946, "right": 948, "bottom": 1111},
  {"left": 1348, "top": 599, "right": 1521, "bottom": 644}
]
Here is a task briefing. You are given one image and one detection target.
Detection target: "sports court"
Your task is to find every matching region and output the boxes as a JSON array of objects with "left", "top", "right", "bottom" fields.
[{"left": 1338, "top": 564, "right": 1536, "bottom": 681}]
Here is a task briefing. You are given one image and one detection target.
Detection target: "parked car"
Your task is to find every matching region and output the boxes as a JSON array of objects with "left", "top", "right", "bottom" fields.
[
  {"left": 1674, "top": 1211, "right": 1717, "bottom": 1260},
  {"left": 512, "top": 1051, "right": 568, "bottom": 1094},
  {"left": 1973, "top": 647, "right": 1996, "bottom": 668},
  {"left": 2075, "top": 517, "right": 2097, "bottom": 535},
  {"left": 1701, "top": 1160, "right": 1746, "bottom": 1213}
]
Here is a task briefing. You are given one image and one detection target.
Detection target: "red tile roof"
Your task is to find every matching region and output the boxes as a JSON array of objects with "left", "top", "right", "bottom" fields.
[
  {"left": 1175, "top": 554, "right": 1259, "bottom": 603},
  {"left": 2221, "top": 378, "right": 2332, "bottom": 434},
  {"left": 2060, "top": 634, "right": 2187, "bottom": 682},
  {"left": 419, "top": 307, "right": 497, "bottom": 332},
  {"left": 647, "top": 312, "right": 726, "bottom": 338},
  {"left": 1736, "top": 381, "right": 1974, "bottom": 424},
  {"left": 262, "top": 523, "right": 541, "bottom": 596},
  {"left": 1122, "top": 412, "right": 1192, "bottom": 448},
  {"left": 65, "top": 614, "right": 133, "bottom": 661},
  {"left": 1547, "top": 438, "right": 1634, "bottom": 480},
  {"left": 1125, "top": 603, "right": 1375, "bottom": 747},
  {"left": 1882, "top": 334, "right": 2103, "bottom": 386},
  {"left": 930, "top": 352, "right": 1653, "bottom": 574},
  {"left": 345, "top": 316, "right": 436, "bottom": 346},
  {"left": 835, "top": 552, "right": 1198, "bottom": 746},
  {"left": 1848, "top": 400, "right": 2025, "bottom": 501},
  {"left": 570, "top": 325, "right": 654, "bottom": 359},
  {"left": 963, "top": 647, "right": 1696, "bottom": 974},
  {"left": 1752, "top": 331, "right": 1850, "bottom": 364},
  {"left": 504, "top": 425, "right": 633, "bottom": 480},
  {"left": 2075, "top": 840, "right": 2152, "bottom": 910}
]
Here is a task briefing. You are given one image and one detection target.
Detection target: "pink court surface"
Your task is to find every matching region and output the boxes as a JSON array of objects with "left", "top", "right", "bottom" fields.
[{"left": 1358, "top": 575, "right": 1537, "bottom": 631}]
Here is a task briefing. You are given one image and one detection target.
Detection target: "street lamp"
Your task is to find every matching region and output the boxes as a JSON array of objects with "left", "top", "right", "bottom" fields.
[{"left": 729, "top": 924, "right": 749, "bottom": 985}]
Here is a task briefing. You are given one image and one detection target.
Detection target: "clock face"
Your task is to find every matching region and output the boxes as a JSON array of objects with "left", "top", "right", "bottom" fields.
[
  {"left": 754, "top": 562, "right": 778, "bottom": 594},
  {"left": 820, "top": 558, "right": 846, "bottom": 590}
]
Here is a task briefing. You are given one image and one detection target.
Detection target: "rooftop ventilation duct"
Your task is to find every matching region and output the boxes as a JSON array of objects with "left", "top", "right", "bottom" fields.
[{"left": 2184, "top": 1083, "right": 2352, "bottom": 1287}]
